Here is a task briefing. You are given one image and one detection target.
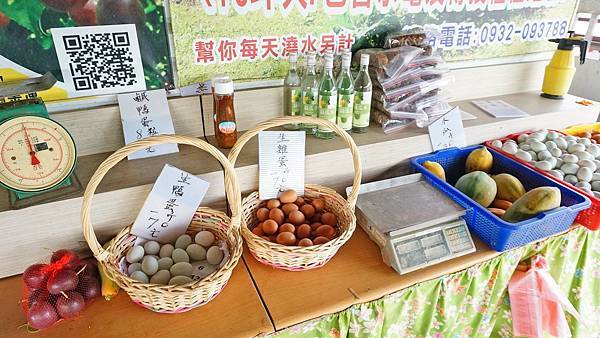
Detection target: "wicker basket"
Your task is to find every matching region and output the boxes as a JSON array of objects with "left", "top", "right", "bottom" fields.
[
  {"left": 81, "top": 135, "right": 242, "bottom": 313},
  {"left": 228, "top": 116, "right": 362, "bottom": 271}
]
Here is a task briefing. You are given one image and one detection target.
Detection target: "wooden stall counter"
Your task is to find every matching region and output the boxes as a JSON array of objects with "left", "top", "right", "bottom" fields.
[
  {"left": 244, "top": 226, "right": 502, "bottom": 331},
  {"left": 0, "top": 264, "right": 274, "bottom": 338}
]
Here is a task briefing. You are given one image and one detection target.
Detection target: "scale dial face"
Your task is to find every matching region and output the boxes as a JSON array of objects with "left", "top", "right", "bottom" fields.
[{"left": 0, "top": 116, "right": 76, "bottom": 192}]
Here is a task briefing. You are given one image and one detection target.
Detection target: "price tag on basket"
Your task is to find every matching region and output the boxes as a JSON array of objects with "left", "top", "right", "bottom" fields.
[
  {"left": 118, "top": 89, "right": 179, "bottom": 160},
  {"left": 428, "top": 107, "right": 466, "bottom": 151},
  {"left": 258, "top": 131, "right": 305, "bottom": 200},
  {"left": 130, "top": 164, "right": 210, "bottom": 243}
]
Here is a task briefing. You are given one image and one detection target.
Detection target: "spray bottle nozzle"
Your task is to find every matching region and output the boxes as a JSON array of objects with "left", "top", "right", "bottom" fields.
[{"left": 549, "top": 35, "right": 589, "bottom": 64}]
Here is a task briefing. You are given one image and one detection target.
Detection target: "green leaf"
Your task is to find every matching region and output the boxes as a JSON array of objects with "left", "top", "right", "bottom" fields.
[{"left": 0, "top": 0, "right": 45, "bottom": 34}]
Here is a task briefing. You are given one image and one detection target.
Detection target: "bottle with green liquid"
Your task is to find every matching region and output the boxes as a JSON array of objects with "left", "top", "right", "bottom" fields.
[
  {"left": 352, "top": 54, "right": 372, "bottom": 133},
  {"left": 300, "top": 52, "right": 318, "bottom": 135},
  {"left": 336, "top": 52, "right": 354, "bottom": 132},
  {"left": 316, "top": 54, "right": 337, "bottom": 139},
  {"left": 283, "top": 52, "right": 301, "bottom": 130}
]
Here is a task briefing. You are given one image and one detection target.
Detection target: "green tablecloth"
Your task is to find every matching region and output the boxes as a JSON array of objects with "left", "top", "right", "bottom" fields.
[{"left": 265, "top": 227, "right": 600, "bottom": 338}]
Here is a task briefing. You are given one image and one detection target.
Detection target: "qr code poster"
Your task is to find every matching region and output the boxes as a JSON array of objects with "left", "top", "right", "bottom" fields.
[{"left": 51, "top": 24, "right": 146, "bottom": 97}]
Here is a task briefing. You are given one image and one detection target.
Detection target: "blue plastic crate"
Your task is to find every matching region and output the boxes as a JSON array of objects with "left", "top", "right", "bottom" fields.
[{"left": 411, "top": 146, "right": 591, "bottom": 252}]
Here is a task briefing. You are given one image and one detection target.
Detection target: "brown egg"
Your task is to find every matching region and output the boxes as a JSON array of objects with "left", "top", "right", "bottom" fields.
[
  {"left": 288, "top": 210, "right": 305, "bottom": 226},
  {"left": 316, "top": 224, "right": 336, "bottom": 239},
  {"left": 296, "top": 224, "right": 311, "bottom": 239},
  {"left": 260, "top": 236, "right": 271, "bottom": 241},
  {"left": 300, "top": 204, "right": 315, "bottom": 219},
  {"left": 262, "top": 219, "right": 279, "bottom": 235},
  {"left": 310, "top": 222, "right": 322, "bottom": 231},
  {"left": 279, "top": 190, "right": 298, "bottom": 204},
  {"left": 294, "top": 197, "right": 305, "bottom": 206},
  {"left": 266, "top": 199, "right": 281, "bottom": 209},
  {"left": 269, "top": 208, "right": 285, "bottom": 225},
  {"left": 252, "top": 226, "right": 265, "bottom": 236},
  {"left": 311, "top": 199, "right": 325, "bottom": 212},
  {"left": 279, "top": 223, "right": 295, "bottom": 234},
  {"left": 276, "top": 232, "right": 297, "bottom": 246},
  {"left": 298, "top": 238, "right": 313, "bottom": 247},
  {"left": 281, "top": 203, "right": 299, "bottom": 216},
  {"left": 311, "top": 213, "right": 322, "bottom": 223},
  {"left": 256, "top": 208, "right": 270, "bottom": 222},
  {"left": 313, "top": 236, "right": 330, "bottom": 245},
  {"left": 321, "top": 212, "right": 337, "bottom": 226}
]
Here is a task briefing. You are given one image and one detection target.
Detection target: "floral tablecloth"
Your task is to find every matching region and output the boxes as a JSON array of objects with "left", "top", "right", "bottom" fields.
[{"left": 264, "top": 226, "right": 600, "bottom": 338}]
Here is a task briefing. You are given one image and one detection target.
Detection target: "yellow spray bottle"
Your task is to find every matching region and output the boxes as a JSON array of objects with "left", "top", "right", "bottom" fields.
[{"left": 541, "top": 31, "right": 588, "bottom": 100}]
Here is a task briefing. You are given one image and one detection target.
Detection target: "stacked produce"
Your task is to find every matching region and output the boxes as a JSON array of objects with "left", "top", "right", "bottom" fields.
[
  {"left": 353, "top": 27, "right": 452, "bottom": 133},
  {"left": 249, "top": 189, "right": 339, "bottom": 246},
  {"left": 424, "top": 146, "right": 561, "bottom": 223},
  {"left": 21, "top": 250, "right": 101, "bottom": 330},
  {"left": 124, "top": 230, "right": 227, "bottom": 285},
  {"left": 489, "top": 129, "right": 600, "bottom": 197}
]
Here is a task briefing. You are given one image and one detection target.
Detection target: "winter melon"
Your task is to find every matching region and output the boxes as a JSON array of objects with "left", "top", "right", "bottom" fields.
[
  {"left": 502, "top": 187, "right": 561, "bottom": 223},
  {"left": 455, "top": 171, "right": 497, "bottom": 207},
  {"left": 493, "top": 174, "right": 526, "bottom": 202}
]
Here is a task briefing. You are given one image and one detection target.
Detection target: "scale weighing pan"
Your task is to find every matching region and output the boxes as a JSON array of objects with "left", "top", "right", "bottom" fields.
[{"left": 347, "top": 173, "right": 476, "bottom": 274}]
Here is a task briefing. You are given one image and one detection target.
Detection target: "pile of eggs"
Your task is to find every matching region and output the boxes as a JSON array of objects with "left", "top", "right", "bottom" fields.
[
  {"left": 490, "top": 129, "right": 600, "bottom": 197},
  {"left": 125, "top": 231, "right": 225, "bottom": 285},
  {"left": 251, "top": 189, "right": 339, "bottom": 246}
]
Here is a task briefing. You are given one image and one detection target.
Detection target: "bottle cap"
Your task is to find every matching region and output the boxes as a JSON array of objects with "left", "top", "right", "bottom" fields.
[
  {"left": 289, "top": 53, "right": 298, "bottom": 63},
  {"left": 214, "top": 78, "right": 234, "bottom": 95},
  {"left": 342, "top": 52, "right": 351, "bottom": 68},
  {"left": 360, "top": 54, "right": 370, "bottom": 67},
  {"left": 324, "top": 55, "right": 333, "bottom": 69},
  {"left": 307, "top": 54, "right": 316, "bottom": 66}
]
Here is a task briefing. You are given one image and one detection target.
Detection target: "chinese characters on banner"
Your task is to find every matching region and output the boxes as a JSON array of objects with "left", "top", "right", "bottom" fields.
[
  {"left": 117, "top": 89, "right": 179, "bottom": 160},
  {"left": 131, "top": 164, "right": 210, "bottom": 243},
  {"left": 428, "top": 107, "right": 466, "bottom": 151},
  {"left": 169, "top": 0, "right": 577, "bottom": 87},
  {"left": 258, "top": 131, "right": 306, "bottom": 200}
]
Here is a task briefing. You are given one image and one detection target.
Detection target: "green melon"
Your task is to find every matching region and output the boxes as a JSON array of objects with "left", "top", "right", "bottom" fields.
[{"left": 455, "top": 171, "right": 497, "bottom": 208}]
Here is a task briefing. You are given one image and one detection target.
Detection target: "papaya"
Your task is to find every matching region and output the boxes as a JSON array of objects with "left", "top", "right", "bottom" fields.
[
  {"left": 502, "top": 187, "right": 561, "bottom": 223},
  {"left": 423, "top": 161, "right": 446, "bottom": 181},
  {"left": 493, "top": 174, "right": 526, "bottom": 202},
  {"left": 455, "top": 171, "right": 497, "bottom": 207},
  {"left": 465, "top": 147, "right": 493, "bottom": 173}
]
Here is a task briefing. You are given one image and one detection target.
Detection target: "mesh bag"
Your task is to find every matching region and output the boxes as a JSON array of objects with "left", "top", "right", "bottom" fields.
[{"left": 21, "top": 250, "right": 100, "bottom": 331}]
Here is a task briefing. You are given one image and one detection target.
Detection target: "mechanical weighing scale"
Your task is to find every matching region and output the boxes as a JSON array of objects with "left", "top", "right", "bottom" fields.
[
  {"left": 347, "top": 173, "right": 475, "bottom": 274},
  {"left": 0, "top": 73, "right": 80, "bottom": 208}
]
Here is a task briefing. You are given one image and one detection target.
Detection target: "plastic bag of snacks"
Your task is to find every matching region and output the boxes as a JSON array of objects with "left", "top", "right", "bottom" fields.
[
  {"left": 383, "top": 27, "right": 429, "bottom": 49},
  {"left": 353, "top": 46, "right": 424, "bottom": 80},
  {"left": 21, "top": 250, "right": 100, "bottom": 331}
]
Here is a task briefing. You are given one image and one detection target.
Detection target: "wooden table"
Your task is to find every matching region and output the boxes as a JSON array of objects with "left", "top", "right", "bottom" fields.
[
  {"left": 0, "top": 264, "right": 273, "bottom": 338},
  {"left": 244, "top": 226, "right": 502, "bottom": 330}
]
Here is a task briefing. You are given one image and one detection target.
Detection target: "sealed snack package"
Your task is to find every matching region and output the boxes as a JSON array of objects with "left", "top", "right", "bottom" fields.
[
  {"left": 371, "top": 109, "right": 415, "bottom": 134},
  {"left": 354, "top": 46, "right": 425, "bottom": 79},
  {"left": 21, "top": 250, "right": 100, "bottom": 331},
  {"left": 383, "top": 27, "right": 428, "bottom": 49}
]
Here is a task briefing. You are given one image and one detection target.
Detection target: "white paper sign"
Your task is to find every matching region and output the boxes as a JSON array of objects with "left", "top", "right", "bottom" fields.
[
  {"left": 259, "top": 131, "right": 305, "bottom": 200},
  {"left": 118, "top": 89, "right": 179, "bottom": 160},
  {"left": 131, "top": 164, "right": 210, "bottom": 243},
  {"left": 51, "top": 24, "right": 146, "bottom": 97},
  {"left": 428, "top": 107, "right": 466, "bottom": 151},
  {"left": 179, "top": 81, "right": 212, "bottom": 96},
  {"left": 472, "top": 100, "right": 530, "bottom": 118}
]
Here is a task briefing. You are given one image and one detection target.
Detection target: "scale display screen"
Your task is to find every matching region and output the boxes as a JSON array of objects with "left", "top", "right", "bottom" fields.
[{"left": 392, "top": 221, "right": 475, "bottom": 273}]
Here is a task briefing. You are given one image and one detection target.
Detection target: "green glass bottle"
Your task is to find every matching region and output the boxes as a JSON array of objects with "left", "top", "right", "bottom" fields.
[
  {"left": 316, "top": 54, "right": 337, "bottom": 139},
  {"left": 352, "top": 54, "right": 372, "bottom": 133},
  {"left": 283, "top": 53, "right": 301, "bottom": 130},
  {"left": 300, "top": 52, "right": 318, "bottom": 135},
  {"left": 336, "top": 52, "right": 354, "bottom": 132}
]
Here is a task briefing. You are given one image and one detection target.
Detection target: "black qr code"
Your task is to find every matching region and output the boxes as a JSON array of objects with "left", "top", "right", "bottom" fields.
[{"left": 62, "top": 32, "right": 139, "bottom": 91}]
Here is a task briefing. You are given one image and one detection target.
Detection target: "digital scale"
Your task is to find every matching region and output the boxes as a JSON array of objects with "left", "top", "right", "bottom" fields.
[
  {"left": 347, "top": 173, "right": 476, "bottom": 274},
  {"left": 0, "top": 73, "right": 80, "bottom": 208}
]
